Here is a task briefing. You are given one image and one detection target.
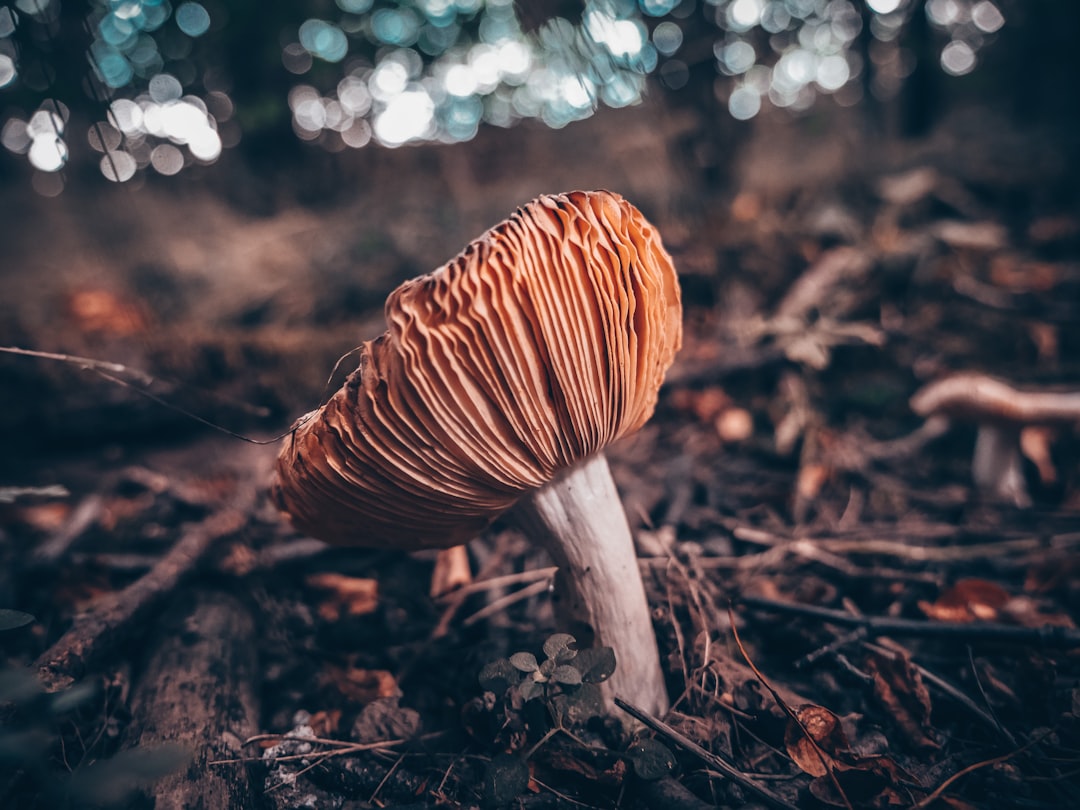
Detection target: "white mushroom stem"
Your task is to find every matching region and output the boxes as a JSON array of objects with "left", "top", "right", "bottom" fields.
[
  {"left": 508, "top": 453, "right": 669, "bottom": 721},
  {"left": 972, "top": 425, "right": 1030, "bottom": 508}
]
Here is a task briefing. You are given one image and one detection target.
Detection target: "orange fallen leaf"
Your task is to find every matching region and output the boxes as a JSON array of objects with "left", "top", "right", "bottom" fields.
[
  {"left": 784, "top": 704, "right": 850, "bottom": 777},
  {"left": 321, "top": 665, "right": 399, "bottom": 704},
  {"left": 306, "top": 572, "right": 379, "bottom": 621},
  {"left": 13, "top": 502, "right": 71, "bottom": 533},
  {"left": 307, "top": 709, "right": 342, "bottom": 737},
  {"left": 918, "top": 578, "right": 1010, "bottom": 623},
  {"left": 1020, "top": 426, "right": 1057, "bottom": 485},
  {"left": 989, "top": 255, "right": 1061, "bottom": 292},
  {"left": 430, "top": 544, "right": 472, "bottom": 598},
  {"left": 66, "top": 288, "right": 149, "bottom": 336},
  {"left": 796, "top": 462, "right": 831, "bottom": 502}
]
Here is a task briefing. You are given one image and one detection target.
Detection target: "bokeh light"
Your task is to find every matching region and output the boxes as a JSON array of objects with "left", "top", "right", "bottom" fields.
[
  {"left": 0, "top": 0, "right": 1015, "bottom": 188},
  {"left": 940, "top": 39, "right": 976, "bottom": 75},
  {"left": 0, "top": 54, "right": 15, "bottom": 88},
  {"left": 652, "top": 22, "right": 683, "bottom": 57},
  {"left": 299, "top": 19, "right": 349, "bottom": 63},
  {"left": 175, "top": 3, "right": 211, "bottom": 37}
]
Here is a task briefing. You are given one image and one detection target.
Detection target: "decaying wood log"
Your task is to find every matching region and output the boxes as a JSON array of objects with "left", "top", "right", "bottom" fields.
[
  {"left": 34, "top": 506, "right": 249, "bottom": 692},
  {"left": 124, "top": 590, "right": 260, "bottom": 810}
]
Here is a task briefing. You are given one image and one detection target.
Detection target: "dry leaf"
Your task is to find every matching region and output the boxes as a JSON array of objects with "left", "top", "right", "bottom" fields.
[
  {"left": 307, "top": 709, "right": 341, "bottom": 737},
  {"left": 430, "top": 544, "right": 472, "bottom": 598},
  {"left": 321, "top": 665, "right": 399, "bottom": 704},
  {"left": 999, "top": 595, "right": 1076, "bottom": 630},
  {"left": 989, "top": 255, "right": 1061, "bottom": 292},
  {"left": 1020, "top": 426, "right": 1057, "bottom": 485},
  {"left": 352, "top": 696, "right": 421, "bottom": 742},
  {"left": 864, "top": 648, "right": 938, "bottom": 750},
  {"left": 918, "top": 578, "right": 1010, "bottom": 623},
  {"left": 65, "top": 288, "right": 148, "bottom": 336},
  {"left": 306, "top": 573, "right": 379, "bottom": 621},
  {"left": 14, "top": 502, "right": 71, "bottom": 533},
  {"left": 808, "top": 754, "right": 919, "bottom": 808},
  {"left": 784, "top": 704, "right": 850, "bottom": 777}
]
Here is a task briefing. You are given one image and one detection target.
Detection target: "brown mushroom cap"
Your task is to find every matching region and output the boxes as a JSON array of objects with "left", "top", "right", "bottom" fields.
[
  {"left": 272, "top": 190, "right": 682, "bottom": 548},
  {"left": 910, "top": 373, "right": 1080, "bottom": 425}
]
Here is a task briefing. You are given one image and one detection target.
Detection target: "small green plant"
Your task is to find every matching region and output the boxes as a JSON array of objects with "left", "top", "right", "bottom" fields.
[
  {"left": 1, "top": 614, "right": 189, "bottom": 808},
  {"left": 476, "top": 633, "right": 674, "bottom": 806},
  {"left": 0, "top": 609, "right": 35, "bottom": 632},
  {"left": 479, "top": 633, "right": 615, "bottom": 730}
]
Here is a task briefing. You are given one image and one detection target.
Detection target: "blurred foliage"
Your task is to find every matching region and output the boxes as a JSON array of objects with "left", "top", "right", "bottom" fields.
[
  {"left": 0, "top": 0, "right": 1070, "bottom": 192},
  {"left": 475, "top": 633, "right": 674, "bottom": 805},
  {"left": 0, "top": 659, "right": 189, "bottom": 808}
]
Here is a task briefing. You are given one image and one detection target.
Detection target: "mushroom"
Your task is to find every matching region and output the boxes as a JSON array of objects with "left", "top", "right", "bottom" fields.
[
  {"left": 272, "top": 190, "right": 681, "bottom": 720},
  {"left": 910, "top": 372, "right": 1080, "bottom": 507}
]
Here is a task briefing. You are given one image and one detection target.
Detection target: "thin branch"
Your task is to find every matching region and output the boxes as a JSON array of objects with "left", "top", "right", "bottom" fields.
[
  {"left": 738, "top": 595, "right": 1080, "bottom": 648},
  {"left": 614, "top": 698, "right": 799, "bottom": 810},
  {"left": 461, "top": 578, "right": 552, "bottom": 627},
  {"left": 211, "top": 738, "right": 403, "bottom": 766},
  {"left": 436, "top": 566, "right": 558, "bottom": 601},
  {"left": 727, "top": 608, "right": 854, "bottom": 810},
  {"left": 34, "top": 498, "right": 253, "bottom": 692}
]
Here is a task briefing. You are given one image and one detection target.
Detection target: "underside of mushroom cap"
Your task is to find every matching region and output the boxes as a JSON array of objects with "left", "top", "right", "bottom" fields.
[
  {"left": 272, "top": 190, "right": 682, "bottom": 549},
  {"left": 911, "top": 372, "right": 1080, "bottom": 424}
]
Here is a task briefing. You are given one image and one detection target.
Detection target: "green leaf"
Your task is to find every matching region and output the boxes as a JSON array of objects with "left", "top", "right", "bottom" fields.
[
  {"left": 509, "top": 652, "right": 539, "bottom": 673},
  {"left": 551, "top": 665, "right": 582, "bottom": 686},
  {"left": 553, "top": 682, "right": 604, "bottom": 725},
  {"left": 628, "top": 738, "right": 675, "bottom": 780},
  {"left": 0, "top": 609, "right": 34, "bottom": 632},
  {"left": 574, "top": 646, "right": 617, "bottom": 683},
  {"left": 543, "top": 633, "right": 578, "bottom": 662},
  {"left": 517, "top": 679, "right": 545, "bottom": 702},
  {"left": 0, "top": 667, "right": 43, "bottom": 704},
  {"left": 49, "top": 681, "right": 98, "bottom": 715},
  {"left": 66, "top": 743, "right": 191, "bottom": 804},
  {"left": 479, "top": 658, "right": 519, "bottom": 695},
  {"left": 538, "top": 657, "right": 556, "bottom": 678},
  {"left": 483, "top": 753, "right": 530, "bottom": 807},
  {"left": 0, "top": 729, "right": 53, "bottom": 764}
]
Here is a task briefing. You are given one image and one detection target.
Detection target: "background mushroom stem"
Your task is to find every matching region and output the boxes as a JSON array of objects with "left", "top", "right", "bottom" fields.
[
  {"left": 972, "top": 424, "right": 1029, "bottom": 508},
  {"left": 508, "top": 453, "right": 669, "bottom": 721}
]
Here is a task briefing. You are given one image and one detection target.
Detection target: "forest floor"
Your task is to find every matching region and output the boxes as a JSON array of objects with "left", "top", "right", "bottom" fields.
[{"left": 1, "top": 98, "right": 1079, "bottom": 808}]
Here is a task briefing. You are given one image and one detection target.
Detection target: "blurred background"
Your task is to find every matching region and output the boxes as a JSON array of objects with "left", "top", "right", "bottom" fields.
[{"left": 0, "top": 0, "right": 1078, "bottom": 459}]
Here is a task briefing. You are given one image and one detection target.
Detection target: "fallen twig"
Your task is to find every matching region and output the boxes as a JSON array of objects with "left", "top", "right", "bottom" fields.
[
  {"left": 738, "top": 595, "right": 1080, "bottom": 648},
  {"left": 34, "top": 500, "right": 252, "bottom": 692},
  {"left": 614, "top": 698, "right": 799, "bottom": 810},
  {"left": 728, "top": 607, "right": 854, "bottom": 810},
  {"left": 729, "top": 523, "right": 1080, "bottom": 564},
  {"left": 461, "top": 578, "right": 552, "bottom": 627},
  {"left": 28, "top": 495, "right": 104, "bottom": 568},
  {"left": 213, "top": 736, "right": 403, "bottom": 766}
]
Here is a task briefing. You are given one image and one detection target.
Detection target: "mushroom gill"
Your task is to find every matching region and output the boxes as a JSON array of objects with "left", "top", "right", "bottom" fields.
[{"left": 272, "top": 190, "right": 682, "bottom": 549}]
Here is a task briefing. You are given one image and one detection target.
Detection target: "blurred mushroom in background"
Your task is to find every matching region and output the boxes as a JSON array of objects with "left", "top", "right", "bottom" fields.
[{"left": 910, "top": 372, "right": 1080, "bottom": 507}]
